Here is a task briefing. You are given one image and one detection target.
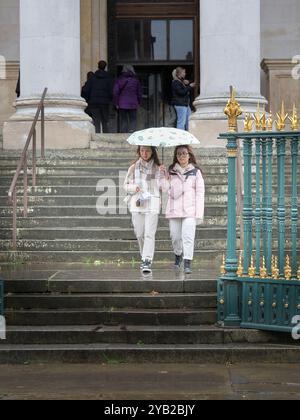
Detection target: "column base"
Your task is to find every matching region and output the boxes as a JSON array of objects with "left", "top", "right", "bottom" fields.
[
  {"left": 3, "top": 97, "right": 95, "bottom": 150},
  {"left": 3, "top": 119, "right": 94, "bottom": 150},
  {"left": 189, "top": 118, "right": 245, "bottom": 148}
]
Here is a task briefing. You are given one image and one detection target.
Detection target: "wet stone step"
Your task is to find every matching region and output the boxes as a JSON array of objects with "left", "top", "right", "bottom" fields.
[
  {"left": 0, "top": 343, "right": 299, "bottom": 364},
  {"left": 4, "top": 308, "right": 217, "bottom": 327},
  {"left": 5, "top": 292, "right": 217, "bottom": 310},
  {"left": 3, "top": 325, "right": 293, "bottom": 346}
]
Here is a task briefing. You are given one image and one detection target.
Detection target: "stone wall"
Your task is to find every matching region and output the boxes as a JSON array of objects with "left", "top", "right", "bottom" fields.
[
  {"left": 261, "top": 0, "right": 300, "bottom": 101},
  {"left": 0, "top": 0, "right": 19, "bottom": 133}
]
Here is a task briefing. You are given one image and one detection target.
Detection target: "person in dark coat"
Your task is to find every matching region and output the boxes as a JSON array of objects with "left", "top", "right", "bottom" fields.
[
  {"left": 83, "top": 61, "right": 114, "bottom": 133},
  {"left": 81, "top": 71, "right": 94, "bottom": 117},
  {"left": 16, "top": 71, "right": 20, "bottom": 98},
  {"left": 113, "top": 65, "right": 142, "bottom": 133},
  {"left": 171, "top": 67, "right": 195, "bottom": 131}
]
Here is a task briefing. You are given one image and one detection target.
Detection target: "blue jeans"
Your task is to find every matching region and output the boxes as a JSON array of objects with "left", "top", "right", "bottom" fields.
[{"left": 174, "top": 106, "right": 192, "bottom": 131}]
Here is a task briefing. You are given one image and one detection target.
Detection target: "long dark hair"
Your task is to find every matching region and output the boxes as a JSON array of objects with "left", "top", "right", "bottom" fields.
[
  {"left": 169, "top": 145, "right": 203, "bottom": 175},
  {"left": 133, "top": 146, "right": 161, "bottom": 167}
]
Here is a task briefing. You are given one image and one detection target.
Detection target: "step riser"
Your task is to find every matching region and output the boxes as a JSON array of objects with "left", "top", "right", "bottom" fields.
[
  {"left": 0, "top": 250, "right": 222, "bottom": 263},
  {"left": 0, "top": 195, "right": 230, "bottom": 207},
  {"left": 0, "top": 206, "right": 227, "bottom": 218},
  {"left": 0, "top": 229, "right": 227, "bottom": 241},
  {"left": 0, "top": 166, "right": 231, "bottom": 176},
  {"left": 5, "top": 311, "right": 217, "bottom": 326},
  {"left": 0, "top": 176, "right": 297, "bottom": 187},
  {"left": 0, "top": 185, "right": 233, "bottom": 196},
  {"left": 0, "top": 239, "right": 228, "bottom": 252},
  {"left": 5, "top": 295, "right": 217, "bottom": 310},
  {"left": 0, "top": 216, "right": 229, "bottom": 229},
  {"left": 4, "top": 280, "right": 217, "bottom": 294},
  {"left": 4, "top": 329, "right": 292, "bottom": 346},
  {"left": 0, "top": 348, "right": 299, "bottom": 364}
]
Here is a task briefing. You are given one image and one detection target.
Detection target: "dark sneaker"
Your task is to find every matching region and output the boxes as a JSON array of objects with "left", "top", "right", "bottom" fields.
[
  {"left": 184, "top": 260, "right": 192, "bottom": 275},
  {"left": 174, "top": 255, "right": 183, "bottom": 269},
  {"left": 141, "top": 260, "right": 152, "bottom": 275}
]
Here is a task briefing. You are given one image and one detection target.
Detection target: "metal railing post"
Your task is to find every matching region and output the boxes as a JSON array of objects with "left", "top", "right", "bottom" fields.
[
  {"left": 41, "top": 105, "right": 45, "bottom": 158},
  {"left": 291, "top": 136, "right": 299, "bottom": 278},
  {"left": 266, "top": 138, "right": 274, "bottom": 276},
  {"left": 277, "top": 137, "right": 286, "bottom": 277},
  {"left": 255, "top": 138, "right": 262, "bottom": 275},
  {"left": 243, "top": 138, "right": 253, "bottom": 274},
  {"left": 223, "top": 134, "right": 241, "bottom": 328}
]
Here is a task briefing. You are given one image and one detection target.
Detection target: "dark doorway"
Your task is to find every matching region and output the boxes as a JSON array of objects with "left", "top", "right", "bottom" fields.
[{"left": 108, "top": 0, "right": 199, "bottom": 132}]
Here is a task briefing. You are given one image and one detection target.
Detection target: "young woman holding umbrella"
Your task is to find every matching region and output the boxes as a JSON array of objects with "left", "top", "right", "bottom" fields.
[
  {"left": 124, "top": 146, "right": 163, "bottom": 274},
  {"left": 160, "top": 145, "right": 205, "bottom": 274}
]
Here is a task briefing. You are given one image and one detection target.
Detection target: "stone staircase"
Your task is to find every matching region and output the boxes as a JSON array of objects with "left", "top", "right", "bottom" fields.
[
  {"left": 0, "top": 135, "right": 230, "bottom": 264},
  {"left": 0, "top": 134, "right": 299, "bottom": 364},
  {"left": 1, "top": 264, "right": 299, "bottom": 364}
]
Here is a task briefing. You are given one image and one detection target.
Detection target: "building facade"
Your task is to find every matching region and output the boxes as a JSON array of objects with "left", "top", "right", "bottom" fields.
[{"left": 0, "top": 0, "right": 300, "bottom": 148}]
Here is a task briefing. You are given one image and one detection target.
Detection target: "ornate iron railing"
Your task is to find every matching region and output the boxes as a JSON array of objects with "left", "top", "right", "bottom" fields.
[{"left": 218, "top": 90, "right": 300, "bottom": 333}]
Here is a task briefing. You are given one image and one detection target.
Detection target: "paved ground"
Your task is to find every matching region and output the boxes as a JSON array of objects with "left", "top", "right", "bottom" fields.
[{"left": 0, "top": 363, "right": 299, "bottom": 400}]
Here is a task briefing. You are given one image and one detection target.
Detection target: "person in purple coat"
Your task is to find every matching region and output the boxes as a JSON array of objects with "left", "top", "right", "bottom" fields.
[{"left": 113, "top": 65, "right": 142, "bottom": 133}]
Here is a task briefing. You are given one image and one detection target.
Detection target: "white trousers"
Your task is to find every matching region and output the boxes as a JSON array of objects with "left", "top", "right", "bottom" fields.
[
  {"left": 132, "top": 213, "right": 159, "bottom": 262},
  {"left": 169, "top": 218, "right": 197, "bottom": 261}
]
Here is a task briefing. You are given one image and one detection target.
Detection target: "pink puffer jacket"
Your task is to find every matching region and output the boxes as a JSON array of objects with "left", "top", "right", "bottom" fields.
[{"left": 162, "top": 165, "right": 205, "bottom": 220}]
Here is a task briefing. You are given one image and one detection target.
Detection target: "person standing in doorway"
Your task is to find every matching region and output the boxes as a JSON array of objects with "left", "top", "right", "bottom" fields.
[
  {"left": 160, "top": 145, "right": 205, "bottom": 274},
  {"left": 83, "top": 61, "right": 114, "bottom": 133},
  {"left": 171, "top": 67, "right": 195, "bottom": 131},
  {"left": 124, "top": 146, "right": 163, "bottom": 274},
  {"left": 113, "top": 65, "right": 142, "bottom": 133},
  {"left": 81, "top": 71, "right": 94, "bottom": 118}
]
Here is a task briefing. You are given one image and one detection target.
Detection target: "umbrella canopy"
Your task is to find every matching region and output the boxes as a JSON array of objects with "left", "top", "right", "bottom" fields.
[{"left": 126, "top": 127, "right": 200, "bottom": 148}]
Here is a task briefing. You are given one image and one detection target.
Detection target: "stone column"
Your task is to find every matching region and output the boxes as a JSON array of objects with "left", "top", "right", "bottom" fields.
[
  {"left": 3, "top": 0, "right": 93, "bottom": 150},
  {"left": 190, "top": 0, "right": 267, "bottom": 147}
]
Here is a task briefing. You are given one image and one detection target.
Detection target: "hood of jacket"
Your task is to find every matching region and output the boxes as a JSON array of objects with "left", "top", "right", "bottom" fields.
[{"left": 94, "top": 70, "right": 111, "bottom": 79}]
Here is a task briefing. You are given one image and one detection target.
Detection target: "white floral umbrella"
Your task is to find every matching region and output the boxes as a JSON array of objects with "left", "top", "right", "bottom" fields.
[{"left": 127, "top": 127, "right": 200, "bottom": 148}]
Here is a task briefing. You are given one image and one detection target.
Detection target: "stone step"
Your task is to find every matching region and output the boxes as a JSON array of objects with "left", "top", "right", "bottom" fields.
[
  {"left": 0, "top": 204, "right": 227, "bottom": 218},
  {"left": 5, "top": 292, "right": 217, "bottom": 310},
  {"left": 4, "top": 278, "right": 217, "bottom": 294},
  {"left": 5, "top": 308, "right": 217, "bottom": 326},
  {"left": 0, "top": 238, "right": 228, "bottom": 252},
  {"left": 0, "top": 216, "right": 230, "bottom": 229},
  {"left": 0, "top": 184, "right": 296, "bottom": 197},
  {"left": 0, "top": 343, "right": 299, "bottom": 364},
  {"left": 2, "top": 194, "right": 300, "bottom": 207},
  {"left": 0, "top": 174, "right": 232, "bottom": 187},
  {"left": 0, "top": 195, "right": 230, "bottom": 207},
  {"left": 0, "top": 155, "right": 229, "bottom": 167},
  {"left": 0, "top": 227, "right": 227, "bottom": 241},
  {"left": 3, "top": 325, "right": 293, "bottom": 346},
  {"left": 0, "top": 163, "right": 230, "bottom": 175}
]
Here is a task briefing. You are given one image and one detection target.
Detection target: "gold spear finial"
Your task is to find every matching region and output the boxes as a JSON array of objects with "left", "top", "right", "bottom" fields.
[
  {"left": 224, "top": 86, "right": 243, "bottom": 133},
  {"left": 297, "top": 262, "right": 300, "bottom": 281},
  {"left": 276, "top": 101, "right": 289, "bottom": 131},
  {"left": 261, "top": 105, "right": 267, "bottom": 131},
  {"left": 248, "top": 255, "right": 256, "bottom": 278},
  {"left": 285, "top": 255, "right": 292, "bottom": 281},
  {"left": 260, "top": 256, "right": 268, "bottom": 279},
  {"left": 253, "top": 102, "right": 263, "bottom": 131},
  {"left": 244, "top": 113, "right": 254, "bottom": 132},
  {"left": 289, "top": 104, "right": 299, "bottom": 131},
  {"left": 267, "top": 111, "right": 273, "bottom": 131},
  {"left": 237, "top": 251, "right": 243, "bottom": 277},
  {"left": 272, "top": 256, "right": 279, "bottom": 280},
  {"left": 220, "top": 254, "right": 226, "bottom": 276}
]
